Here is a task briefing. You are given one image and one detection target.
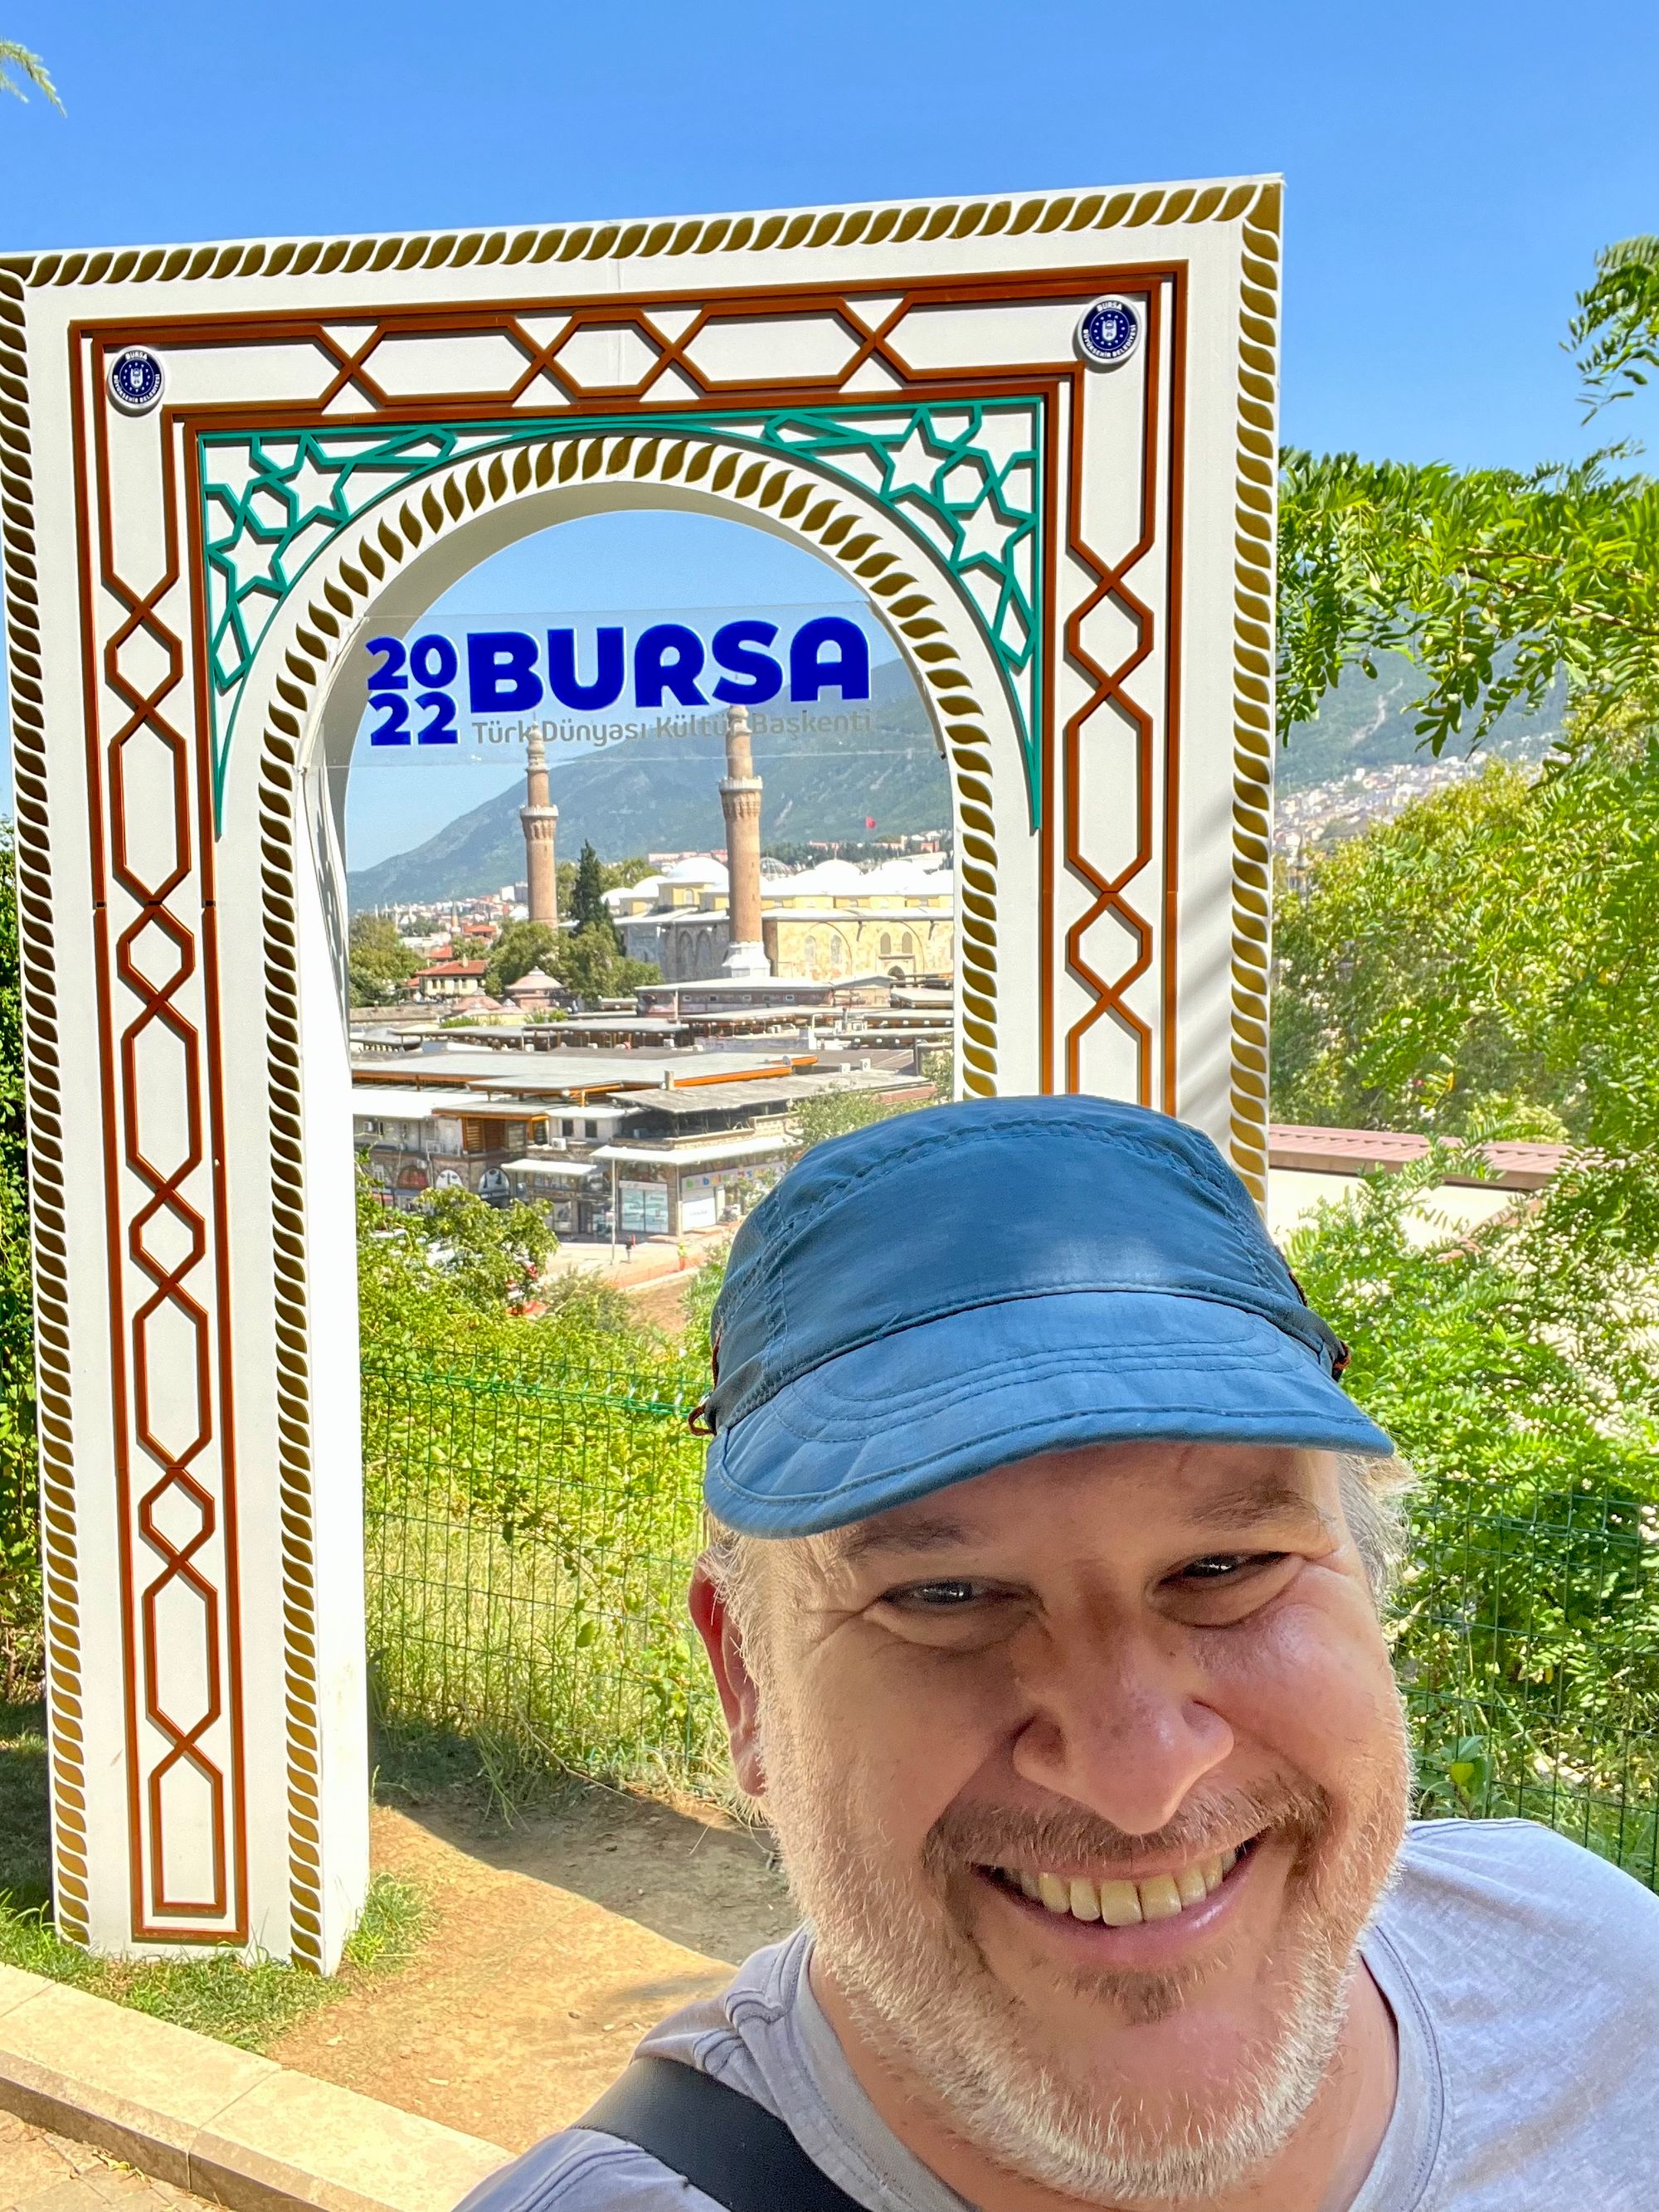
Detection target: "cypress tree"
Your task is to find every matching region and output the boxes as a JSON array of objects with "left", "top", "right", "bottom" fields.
[{"left": 572, "top": 842, "right": 621, "bottom": 949}]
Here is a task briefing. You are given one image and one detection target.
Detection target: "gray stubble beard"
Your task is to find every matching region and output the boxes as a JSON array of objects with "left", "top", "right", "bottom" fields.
[{"left": 759, "top": 1702, "right": 1414, "bottom": 2205}]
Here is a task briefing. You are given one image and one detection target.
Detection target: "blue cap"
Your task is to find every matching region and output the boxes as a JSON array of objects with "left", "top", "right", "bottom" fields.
[{"left": 701, "top": 1096, "right": 1391, "bottom": 1537}]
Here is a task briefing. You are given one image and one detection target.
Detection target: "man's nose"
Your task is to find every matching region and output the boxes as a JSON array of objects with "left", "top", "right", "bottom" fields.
[{"left": 1008, "top": 1623, "right": 1234, "bottom": 1836}]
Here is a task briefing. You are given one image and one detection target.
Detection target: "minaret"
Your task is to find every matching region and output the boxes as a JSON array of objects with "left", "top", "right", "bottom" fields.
[
  {"left": 719, "top": 702, "right": 770, "bottom": 976},
  {"left": 521, "top": 732, "right": 558, "bottom": 926}
]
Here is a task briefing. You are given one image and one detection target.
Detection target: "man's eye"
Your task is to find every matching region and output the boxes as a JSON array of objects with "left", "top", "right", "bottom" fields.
[
  {"left": 888, "top": 1578, "right": 996, "bottom": 1610},
  {"left": 1176, "top": 1553, "right": 1283, "bottom": 1583}
]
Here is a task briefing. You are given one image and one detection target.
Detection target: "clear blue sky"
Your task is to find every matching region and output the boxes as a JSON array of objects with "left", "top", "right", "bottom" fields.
[{"left": 2, "top": 0, "right": 1656, "bottom": 847}]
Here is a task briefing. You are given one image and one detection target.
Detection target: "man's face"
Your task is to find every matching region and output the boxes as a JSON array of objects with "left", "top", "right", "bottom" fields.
[{"left": 700, "top": 1443, "right": 1412, "bottom": 2202}]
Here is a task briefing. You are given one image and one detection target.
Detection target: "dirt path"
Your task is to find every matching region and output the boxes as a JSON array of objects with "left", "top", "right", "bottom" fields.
[
  {"left": 270, "top": 1787, "right": 793, "bottom": 2154},
  {"left": 620, "top": 1271, "right": 699, "bottom": 1335}
]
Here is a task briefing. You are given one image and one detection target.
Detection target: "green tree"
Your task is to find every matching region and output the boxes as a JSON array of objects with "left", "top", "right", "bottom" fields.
[
  {"left": 354, "top": 1165, "right": 645, "bottom": 1364},
  {"left": 790, "top": 1069, "right": 954, "bottom": 1158},
  {"left": 0, "top": 39, "right": 61, "bottom": 108},
  {"left": 1272, "top": 734, "right": 1659, "bottom": 1150},
  {"left": 554, "top": 852, "right": 654, "bottom": 915},
  {"left": 404, "top": 1184, "right": 555, "bottom": 1312},
  {"left": 358, "top": 1177, "right": 557, "bottom": 1322},
  {"left": 569, "top": 840, "right": 620, "bottom": 948},
  {"left": 1569, "top": 234, "right": 1659, "bottom": 419},
  {"left": 1277, "top": 242, "right": 1659, "bottom": 765},
  {"left": 1270, "top": 237, "right": 1659, "bottom": 1155},
  {"left": 348, "top": 913, "right": 418, "bottom": 1008},
  {"left": 557, "top": 924, "right": 657, "bottom": 1004},
  {"left": 1287, "top": 1147, "right": 1659, "bottom": 1844},
  {"left": 1277, "top": 443, "right": 1659, "bottom": 760},
  {"left": 483, "top": 920, "right": 560, "bottom": 1000}
]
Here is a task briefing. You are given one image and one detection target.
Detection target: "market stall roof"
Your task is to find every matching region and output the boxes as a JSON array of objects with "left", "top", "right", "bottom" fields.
[
  {"left": 637, "top": 975, "right": 888, "bottom": 1003},
  {"left": 504, "top": 1158, "right": 600, "bottom": 1181},
  {"left": 1267, "top": 1124, "right": 1569, "bottom": 1192},
  {"left": 466, "top": 1082, "right": 633, "bottom": 1116},
  {"left": 591, "top": 1133, "right": 796, "bottom": 1168},
  {"left": 625, "top": 1073, "right": 912, "bottom": 1118},
  {"left": 350, "top": 1086, "right": 506, "bottom": 1120},
  {"left": 350, "top": 1045, "right": 816, "bottom": 1092}
]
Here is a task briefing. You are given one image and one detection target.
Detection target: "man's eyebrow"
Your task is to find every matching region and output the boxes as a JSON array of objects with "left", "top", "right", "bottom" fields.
[
  {"left": 827, "top": 1514, "right": 975, "bottom": 1568},
  {"left": 825, "top": 1480, "right": 1332, "bottom": 1571},
  {"left": 1185, "top": 1479, "right": 1333, "bottom": 1537}
]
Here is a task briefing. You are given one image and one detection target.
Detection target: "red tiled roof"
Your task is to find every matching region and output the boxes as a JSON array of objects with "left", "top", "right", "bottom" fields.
[
  {"left": 1267, "top": 1123, "right": 1569, "bottom": 1191},
  {"left": 415, "top": 959, "right": 488, "bottom": 979}
]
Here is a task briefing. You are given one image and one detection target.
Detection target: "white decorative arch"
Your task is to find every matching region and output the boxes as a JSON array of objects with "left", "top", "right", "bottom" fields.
[
  {"left": 2, "top": 176, "right": 1281, "bottom": 1964},
  {"left": 231, "top": 425, "right": 1020, "bottom": 1087}
]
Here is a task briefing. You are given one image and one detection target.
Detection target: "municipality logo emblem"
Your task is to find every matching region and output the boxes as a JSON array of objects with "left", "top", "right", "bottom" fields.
[
  {"left": 1076, "top": 298, "right": 1141, "bottom": 368},
  {"left": 108, "top": 346, "right": 166, "bottom": 416}
]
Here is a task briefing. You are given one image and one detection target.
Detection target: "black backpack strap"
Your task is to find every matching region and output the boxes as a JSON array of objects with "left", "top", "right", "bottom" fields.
[{"left": 577, "top": 2054, "right": 868, "bottom": 2212}]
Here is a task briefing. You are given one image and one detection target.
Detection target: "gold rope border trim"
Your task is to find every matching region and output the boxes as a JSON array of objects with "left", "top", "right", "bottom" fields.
[
  {"left": 0, "top": 267, "right": 92, "bottom": 1943},
  {"left": 2, "top": 179, "right": 1269, "bottom": 290},
  {"left": 1226, "top": 182, "right": 1282, "bottom": 1201},
  {"left": 255, "top": 430, "right": 1005, "bottom": 1959}
]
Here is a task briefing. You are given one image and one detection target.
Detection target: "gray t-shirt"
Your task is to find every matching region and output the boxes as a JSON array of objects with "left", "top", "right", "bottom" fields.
[{"left": 462, "top": 1821, "right": 1659, "bottom": 2210}]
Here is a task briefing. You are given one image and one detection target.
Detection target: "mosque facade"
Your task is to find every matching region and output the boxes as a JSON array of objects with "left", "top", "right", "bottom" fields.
[{"left": 607, "top": 852, "right": 955, "bottom": 983}]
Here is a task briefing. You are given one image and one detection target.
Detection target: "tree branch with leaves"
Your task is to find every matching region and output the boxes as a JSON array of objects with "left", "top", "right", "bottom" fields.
[
  {"left": 0, "top": 38, "right": 61, "bottom": 109},
  {"left": 1278, "top": 240, "right": 1659, "bottom": 760}
]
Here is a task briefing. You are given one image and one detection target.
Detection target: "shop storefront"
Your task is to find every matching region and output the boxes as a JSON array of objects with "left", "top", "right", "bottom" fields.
[
  {"left": 679, "top": 1168, "right": 769, "bottom": 1228},
  {"left": 507, "top": 1156, "right": 611, "bottom": 1237},
  {"left": 618, "top": 1177, "right": 670, "bottom": 1237}
]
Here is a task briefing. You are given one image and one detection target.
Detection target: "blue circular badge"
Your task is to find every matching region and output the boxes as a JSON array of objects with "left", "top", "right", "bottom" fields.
[
  {"left": 107, "top": 346, "right": 166, "bottom": 416},
  {"left": 1076, "top": 297, "right": 1141, "bottom": 369}
]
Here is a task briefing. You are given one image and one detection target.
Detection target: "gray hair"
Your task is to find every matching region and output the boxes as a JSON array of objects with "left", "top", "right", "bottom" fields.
[{"left": 703, "top": 1450, "right": 1415, "bottom": 1660}]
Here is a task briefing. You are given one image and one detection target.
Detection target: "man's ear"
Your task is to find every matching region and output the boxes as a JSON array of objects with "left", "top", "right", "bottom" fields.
[{"left": 689, "top": 1559, "right": 766, "bottom": 1798}]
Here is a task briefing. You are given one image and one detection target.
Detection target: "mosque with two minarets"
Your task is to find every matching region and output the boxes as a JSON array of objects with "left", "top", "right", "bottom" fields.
[{"left": 518, "top": 702, "right": 954, "bottom": 986}]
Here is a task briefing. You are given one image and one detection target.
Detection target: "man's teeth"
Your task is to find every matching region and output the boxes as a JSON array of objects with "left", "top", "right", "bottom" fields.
[{"left": 1009, "top": 1849, "right": 1238, "bottom": 1925}]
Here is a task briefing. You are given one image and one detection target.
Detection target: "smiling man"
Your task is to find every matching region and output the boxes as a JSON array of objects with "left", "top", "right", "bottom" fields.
[{"left": 464, "top": 1099, "right": 1659, "bottom": 2211}]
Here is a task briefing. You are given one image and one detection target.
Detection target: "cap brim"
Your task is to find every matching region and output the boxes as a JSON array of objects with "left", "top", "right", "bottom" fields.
[{"left": 704, "top": 1289, "right": 1394, "bottom": 1537}]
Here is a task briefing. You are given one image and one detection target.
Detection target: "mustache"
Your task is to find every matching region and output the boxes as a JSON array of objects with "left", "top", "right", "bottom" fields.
[{"left": 923, "top": 1777, "right": 1333, "bottom": 1879}]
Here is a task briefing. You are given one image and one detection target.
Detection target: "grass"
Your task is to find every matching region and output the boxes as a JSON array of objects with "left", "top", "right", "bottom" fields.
[
  {"left": 0, "top": 1702, "right": 426, "bottom": 2051},
  {"left": 362, "top": 1355, "right": 729, "bottom": 1801},
  {"left": 365, "top": 1508, "right": 728, "bottom": 1801}
]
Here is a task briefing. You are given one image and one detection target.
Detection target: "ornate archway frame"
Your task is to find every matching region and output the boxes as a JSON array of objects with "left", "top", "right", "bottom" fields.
[{"left": 0, "top": 176, "right": 1281, "bottom": 1965}]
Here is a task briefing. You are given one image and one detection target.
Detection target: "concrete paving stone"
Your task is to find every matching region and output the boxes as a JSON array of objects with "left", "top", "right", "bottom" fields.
[
  {"left": 0, "top": 2117, "right": 210, "bottom": 2211},
  {"left": 0, "top": 2117, "right": 74, "bottom": 2204},
  {"left": 0, "top": 1983, "right": 276, "bottom": 2188},
  {"left": 4, "top": 2182, "right": 109, "bottom": 2212},
  {"left": 0, "top": 1957, "right": 509, "bottom": 2212},
  {"left": 0, "top": 1976, "right": 47, "bottom": 2026},
  {"left": 193, "top": 2069, "right": 507, "bottom": 2212}
]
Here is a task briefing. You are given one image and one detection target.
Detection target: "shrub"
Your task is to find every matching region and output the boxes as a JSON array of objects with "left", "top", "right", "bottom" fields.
[{"left": 1287, "top": 1148, "right": 1659, "bottom": 1875}]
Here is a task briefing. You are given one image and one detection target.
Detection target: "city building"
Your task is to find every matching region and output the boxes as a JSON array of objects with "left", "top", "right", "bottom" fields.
[
  {"left": 352, "top": 1086, "right": 551, "bottom": 1201},
  {"left": 594, "top": 697, "right": 956, "bottom": 982},
  {"left": 410, "top": 956, "right": 489, "bottom": 1001},
  {"left": 352, "top": 1046, "right": 925, "bottom": 1237},
  {"left": 612, "top": 851, "right": 955, "bottom": 981},
  {"left": 503, "top": 966, "right": 567, "bottom": 1014}
]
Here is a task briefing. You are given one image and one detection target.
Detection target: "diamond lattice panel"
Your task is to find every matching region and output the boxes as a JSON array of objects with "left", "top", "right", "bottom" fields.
[
  {"left": 364, "top": 331, "right": 534, "bottom": 398},
  {"left": 552, "top": 322, "right": 662, "bottom": 392},
  {"left": 684, "top": 313, "right": 862, "bottom": 386}
]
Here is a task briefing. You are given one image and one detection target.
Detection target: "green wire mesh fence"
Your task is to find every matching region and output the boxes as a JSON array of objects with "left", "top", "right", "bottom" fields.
[
  {"left": 1398, "top": 1480, "right": 1659, "bottom": 1884},
  {"left": 362, "top": 1354, "right": 727, "bottom": 1790},
  {"left": 362, "top": 1356, "right": 1659, "bottom": 1884}
]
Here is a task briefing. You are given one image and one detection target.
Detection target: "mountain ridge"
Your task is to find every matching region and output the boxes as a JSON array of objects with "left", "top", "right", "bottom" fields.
[
  {"left": 347, "top": 658, "right": 944, "bottom": 905},
  {"left": 347, "top": 653, "right": 1564, "bottom": 908}
]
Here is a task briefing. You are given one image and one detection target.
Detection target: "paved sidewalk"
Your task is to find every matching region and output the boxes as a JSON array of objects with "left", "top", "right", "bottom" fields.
[
  {"left": 0, "top": 2114, "right": 205, "bottom": 2212},
  {"left": 0, "top": 1957, "right": 508, "bottom": 2212},
  {"left": 538, "top": 1227, "right": 727, "bottom": 1290}
]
